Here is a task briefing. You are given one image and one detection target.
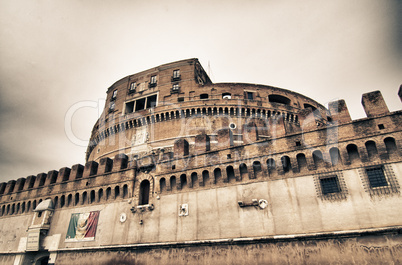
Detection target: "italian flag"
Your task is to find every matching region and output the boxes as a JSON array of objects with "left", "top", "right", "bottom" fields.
[{"left": 65, "top": 211, "right": 100, "bottom": 241}]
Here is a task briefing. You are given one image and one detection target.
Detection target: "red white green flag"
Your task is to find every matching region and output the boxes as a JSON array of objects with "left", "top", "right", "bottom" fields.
[{"left": 65, "top": 211, "right": 99, "bottom": 242}]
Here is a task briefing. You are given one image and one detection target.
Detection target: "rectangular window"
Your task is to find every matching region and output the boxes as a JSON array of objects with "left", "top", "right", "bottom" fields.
[
  {"left": 150, "top": 75, "right": 157, "bottom": 84},
  {"left": 173, "top": 69, "right": 180, "bottom": 78},
  {"left": 178, "top": 97, "right": 184, "bottom": 102},
  {"left": 247, "top": 92, "right": 253, "bottom": 100},
  {"left": 135, "top": 98, "right": 146, "bottom": 111},
  {"left": 146, "top": 95, "right": 157, "bottom": 109},
  {"left": 172, "top": 84, "right": 179, "bottom": 90},
  {"left": 125, "top": 101, "right": 134, "bottom": 113},
  {"left": 129, "top": 82, "right": 136, "bottom": 93},
  {"left": 109, "top": 102, "right": 115, "bottom": 110},
  {"left": 126, "top": 93, "right": 158, "bottom": 114},
  {"left": 366, "top": 166, "right": 388, "bottom": 188},
  {"left": 320, "top": 175, "right": 341, "bottom": 195},
  {"left": 111, "top": 90, "right": 118, "bottom": 100}
]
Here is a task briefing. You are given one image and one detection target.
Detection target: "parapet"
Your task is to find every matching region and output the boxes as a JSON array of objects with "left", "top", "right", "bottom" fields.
[
  {"left": 361, "top": 91, "right": 389, "bottom": 117},
  {"left": 328, "top": 99, "right": 351, "bottom": 123}
]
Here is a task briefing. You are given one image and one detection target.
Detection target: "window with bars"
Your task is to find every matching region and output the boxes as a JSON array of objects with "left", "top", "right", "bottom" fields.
[
  {"left": 320, "top": 175, "right": 341, "bottom": 195},
  {"left": 366, "top": 166, "right": 388, "bottom": 188}
]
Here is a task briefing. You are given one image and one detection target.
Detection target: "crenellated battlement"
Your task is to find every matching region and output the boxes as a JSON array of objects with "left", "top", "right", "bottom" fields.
[{"left": 0, "top": 89, "right": 400, "bottom": 218}]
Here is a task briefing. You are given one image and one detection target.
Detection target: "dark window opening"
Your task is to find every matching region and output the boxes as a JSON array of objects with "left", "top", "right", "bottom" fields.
[
  {"left": 227, "top": 154, "right": 231, "bottom": 159},
  {"left": 378, "top": 124, "right": 385, "bottom": 130},
  {"left": 214, "top": 168, "right": 222, "bottom": 183},
  {"left": 329, "top": 147, "right": 341, "bottom": 166},
  {"left": 295, "top": 141, "right": 301, "bottom": 147},
  {"left": 222, "top": 93, "right": 232, "bottom": 99},
  {"left": 114, "top": 186, "right": 120, "bottom": 199},
  {"left": 125, "top": 102, "right": 134, "bottom": 114},
  {"left": 365, "top": 141, "right": 378, "bottom": 158},
  {"left": 139, "top": 180, "right": 150, "bottom": 205},
  {"left": 135, "top": 98, "right": 146, "bottom": 111},
  {"left": 384, "top": 137, "right": 397, "bottom": 154},
  {"left": 180, "top": 174, "right": 187, "bottom": 189},
  {"left": 281, "top": 156, "right": 291, "bottom": 173},
  {"left": 227, "top": 166, "right": 236, "bottom": 182},
  {"left": 200, "top": 94, "right": 209, "bottom": 99},
  {"left": 146, "top": 95, "right": 157, "bottom": 109},
  {"left": 268, "top": 94, "right": 291, "bottom": 105},
  {"left": 320, "top": 176, "right": 341, "bottom": 195},
  {"left": 160, "top": 178, "right": 166, "bottom": 192},
  {"left": 191, "top": 172, "right": 198, "bottom": 187},
  {"left": 247, "top": 92, "right": 254, "bottom": 100},
  {"left": 304, "top": 103, "right": 317, "bottom": 111},
  {"left": 366, "top": 167, "right": 388, "bottom": 188},
  {"left": 178, "top": 97, "right": 184, "bottom": 102}
]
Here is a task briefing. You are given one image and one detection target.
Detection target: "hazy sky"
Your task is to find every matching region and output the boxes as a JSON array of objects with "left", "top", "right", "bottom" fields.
[{"left": 0, "top": 0, "right": 401, "bottom": 183}]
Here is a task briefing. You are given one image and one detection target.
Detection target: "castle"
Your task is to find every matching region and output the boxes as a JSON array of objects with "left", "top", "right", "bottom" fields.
[{"left": 0, "top": 58, "right": 401, "bottom": 264}]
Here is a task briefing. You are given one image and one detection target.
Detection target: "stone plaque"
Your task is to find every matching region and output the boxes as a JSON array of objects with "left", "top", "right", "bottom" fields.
[{"left": 26, "top": 229, "right": 40, "bottom": 251}]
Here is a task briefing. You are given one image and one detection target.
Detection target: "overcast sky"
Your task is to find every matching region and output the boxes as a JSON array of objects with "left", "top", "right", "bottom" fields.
[{"left": 0, "top": 0, "right": 401, "bottom": 183}]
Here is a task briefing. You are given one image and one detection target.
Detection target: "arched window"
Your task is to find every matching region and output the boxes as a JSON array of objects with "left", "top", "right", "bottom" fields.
[
  {"left": 90, "top": 190, "right": 95, "bottom": 204},
  {"left": 180, "top": 174, "right": 187, "bottom": 189},
  {"left": 222, "top": 93, "right": 232, "bottom": 99},
  {"left": 67, "top": 194, "right": 72, "bottom": 206},
  {"left": 384, "top": 137, "right": 397, "bottom": 154},
  {"left": 239, "top": 164, "right": 248, "bottom": 179},
  {"left": 21, "top": 202, "right": 25, "bottom": 213},
  {"left": 227, "top": 166, "right": 236, "bottom": 182},
  {"left": 191, "top": 172, "right": 198, "bottom": 188},
  {"left": 329, "top": 147, "right": 341, "bottom": 166},
  {"left": 32, "top": 200, "right": 37, "bottom": 211},
  {"left": 253, "top": 161, "right": 262, "bottom": 178},
  {"left": 214, "top": 168, "right": 222, "bottom": 183},
  {"left": 53, "top": 196, "right": 58, "bottom": 209},
  {"left": 267, "top": 158, "right": 276, "bottom": 173},
  {"left": 202, "top": 170, "right": 209, "bottom": 186},
  {"left": 268, "top": 94, "right": 291, "bottom": 105},
  {"left": 365, "top": 141, "right": 378, "bottom": 158},
  {"left": 11, "top": 204, "right": 15, "bottom": 215},
  {"left": 281, "top": 156, "right": 291, "bottom": 173},
  {"left": 296, "top": 153, "right": 307, "bottom": 170},
  {"left": 139, "top": 180, "right": 150, "bottom": 205},
  {"left": 27, "top": 201, "right": 31, "bottom": 212},
  {"left": 346, "top": 144, "right": 360, "bottom": 162},
  {"left": 75, "top": 193, "right": 80, "bottom": 205},
  {"left": 114, "top": 186, "right": 120, "bottom": 199},
  {"left": 106, "top": 187, "right": 111, "bottom": 200},
  {"left": 16, "top": 203, "right": 20, "bottom": 214},
  {"left": 160, "top": 178, "right": 166, "bottom": 193},
  {"left": 170, "top": 176, "right": 176, "bottom": 191},
  {"left": 123, "top": 185, "right": 128, "bottom": 199},
  {"left": 82, "top": 192, "right": 87, "bottom": 205},
  {"left": 60, "top": 195, "right": 65, "bottom": 208},
  {"left": 312, "top": 150, "right": 324, "bottom": 168},
  {"left": 98, "top": 189, "right": 103, "bottom": 202}
]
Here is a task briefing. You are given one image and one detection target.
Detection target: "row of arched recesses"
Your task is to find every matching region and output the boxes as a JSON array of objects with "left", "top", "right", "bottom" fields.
[
  {"left": 89, "top": 106, "right": 299, "bottom": 154},
  {"left": 0, "top": 184, "right": 129, "bottom": 217},
  {"left": 159, "top": 137, "right": 398, "bottom": 193}
]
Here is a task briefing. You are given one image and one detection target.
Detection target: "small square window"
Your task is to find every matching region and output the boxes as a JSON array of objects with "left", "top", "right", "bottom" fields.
[
  {"left": 378, "top": 124, "right": 385, "bottom": 130},
  {"left": 178, "top": 97, "right": 184, "bottom": 102},
  {"left": 366, "top": 166, "right": 388, "bottom": 188},
  {"left": 247, "top": 92, "right": 253, "bottom": 100},
  {"left": 227, "top": 154, "right": 231, "bottom": 159},
  {"left": 320, "top": 175, "right": 341, "bottom": 195},
  {"left": 295, "top": 141, "right": 301, "bottom": 147},
  {"left": 172, "top": 165, "right": 176, "bottom": 170},
  {"left": 173, "top": 84, "right": 179, "bottom": 90}
]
